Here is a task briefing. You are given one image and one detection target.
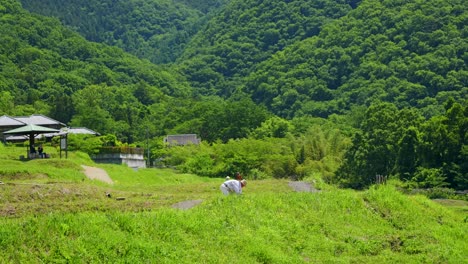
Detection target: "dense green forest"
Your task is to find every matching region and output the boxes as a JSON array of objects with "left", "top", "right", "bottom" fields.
[
  {"left": 243, "top": 0, "right": 467, "bottom": 119},
  {"left": 19, "top": 0, "right": 228, "bottom": 64},
  {"left": 177, "top": 0, "right": 358, "bottom": 96},
  {"left": 1, "top": 0, "right": 467, "bottom": 190}
]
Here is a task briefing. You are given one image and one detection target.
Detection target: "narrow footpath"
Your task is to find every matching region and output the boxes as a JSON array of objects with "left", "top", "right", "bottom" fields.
[{"left": 81, "top": 165, "right": 114, "bottom": 184}]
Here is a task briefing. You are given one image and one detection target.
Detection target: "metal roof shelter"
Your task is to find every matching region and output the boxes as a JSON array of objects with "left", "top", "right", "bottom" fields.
[
  {"left": 40, "top": 127, "right": 101, "bottom": 140},
  {"left": 62, "top": 127, "right": 100, "bottom": 135},
  {"left": 0, "top": 114, "right": 66, "bottom": 143},
  {"left": 13, "top": 114, "right": 65, "bottom": 128},
  {"left": 3, "top": 124, "right": 59, "bottom": 148},
  {"left": 1, "top": 115, "right": 100, "bottom": 159},
  {"left": 0, "top": 115, "right": 26, "bottom": 137},
  {"left": 0, "top": 115, "right": 25, "bottom": 127}
]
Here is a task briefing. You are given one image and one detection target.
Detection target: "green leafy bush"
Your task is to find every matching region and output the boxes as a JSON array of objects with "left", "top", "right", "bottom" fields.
[{"left": 411, "top": 167, "right": 449, "bottom": 189}]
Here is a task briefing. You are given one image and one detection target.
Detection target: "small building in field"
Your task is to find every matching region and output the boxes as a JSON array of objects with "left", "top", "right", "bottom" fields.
[{"left": 163, "top": 134, "right": 200, "bottom": 146}]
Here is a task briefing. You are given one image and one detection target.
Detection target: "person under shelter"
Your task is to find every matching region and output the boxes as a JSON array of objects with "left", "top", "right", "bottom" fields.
[{"left": 30, "top": 145, "right": 36, "bottom": 154}]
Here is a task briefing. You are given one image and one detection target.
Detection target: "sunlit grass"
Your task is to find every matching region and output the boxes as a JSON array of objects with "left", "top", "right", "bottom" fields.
[
  {"left": 0, "top": 145, "right": 467, "bottom": 263},
  {"left": 1, "top": 187, "right": 466, "bottom": 263}
]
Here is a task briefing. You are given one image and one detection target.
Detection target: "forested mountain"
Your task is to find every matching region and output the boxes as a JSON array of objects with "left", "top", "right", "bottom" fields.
[
  {"left": 20, "top": 0, "right": 465, "bottom": 120},
  {"left": 242, "top": 0, "right": 467, "bottom": 119},
  {"left": 177, "top": 0, "right": 358, "bottom": 96},
  {"left": 19, "top": 0, "right": 228, "bottom": 64}
]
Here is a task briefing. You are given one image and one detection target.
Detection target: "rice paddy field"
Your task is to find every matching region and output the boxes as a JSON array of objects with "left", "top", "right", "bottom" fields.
[{"left": 0, "top": 144, "right": 466, "bottom": 263}]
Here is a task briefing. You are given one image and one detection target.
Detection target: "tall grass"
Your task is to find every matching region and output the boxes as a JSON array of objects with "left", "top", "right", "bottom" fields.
[
  {"left": 0, "top": 145, "right": 466, "bottom": 263},
  {"left": 1, "top": 186, "right": 466, "bottom": 263}
]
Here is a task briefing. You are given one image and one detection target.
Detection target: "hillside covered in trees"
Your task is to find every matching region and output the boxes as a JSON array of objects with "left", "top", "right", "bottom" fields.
[
  {"left": 243, "top": 0, "right": 467, "bottom": 119},
  {"left": 1, "top": 0, "right": 467, "bottom": 190},
  {"left": 19, "top": 0, "right": 228, "bottom": 64}
]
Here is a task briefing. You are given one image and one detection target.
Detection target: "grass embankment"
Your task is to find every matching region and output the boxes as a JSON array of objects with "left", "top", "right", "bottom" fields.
[{"left": 0, "top": 145, "right": 466, "bottom": 263}]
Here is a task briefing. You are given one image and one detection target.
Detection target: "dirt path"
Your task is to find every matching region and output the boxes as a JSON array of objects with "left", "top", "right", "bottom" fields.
[
  {"left": 81, "top": 165, "right": 114, "bottom": 184},
  {"left": 171, "top": 199, "right": 203, "bottom": 210},
  {"left": 288, "top": 181, "right": 320, "bottom": 192}
]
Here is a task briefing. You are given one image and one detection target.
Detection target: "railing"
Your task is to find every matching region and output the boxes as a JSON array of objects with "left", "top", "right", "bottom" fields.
[{"left": 98, "top": 147, "right": 144, "bottom": 155}]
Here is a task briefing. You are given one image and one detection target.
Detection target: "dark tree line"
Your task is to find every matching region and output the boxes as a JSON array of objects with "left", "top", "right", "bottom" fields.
[
  {"left": 336, "top": 100, "right": 467, "bottom": 190},
  {"left": 19, "top": 0, "right": 226, "bottom": 64}
]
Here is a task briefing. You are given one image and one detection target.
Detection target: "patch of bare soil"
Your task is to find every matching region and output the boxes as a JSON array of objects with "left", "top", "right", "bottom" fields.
[
  {"left": 432, "top": 199, "right": 468, "bottom": 208},
  {"left": 81, "top": 165, "right": 113, "bottom": 184},
  {"left": 288, "top": 181, "right": 320, "bottom": 193},
  {"left": 171, "top": 199, "right": 203, "bottom": 210}
]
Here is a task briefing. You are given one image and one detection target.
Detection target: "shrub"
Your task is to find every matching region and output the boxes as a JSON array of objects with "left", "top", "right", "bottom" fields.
[{"left": 411, "top": 167, "right": 449, "bottom": 188}]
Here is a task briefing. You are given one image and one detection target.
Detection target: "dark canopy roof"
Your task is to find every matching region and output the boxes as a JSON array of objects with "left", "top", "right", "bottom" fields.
[
  {"left": 3, "top": 124, "right": 60, "bottom": 135},
  {"left": 3, "top": 124, "right": 60, "bottom": 147}
]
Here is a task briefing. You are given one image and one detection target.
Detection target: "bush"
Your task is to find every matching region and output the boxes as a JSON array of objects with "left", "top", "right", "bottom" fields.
[
  {"left": 248, "top": 168, "right": 269, "bottom": 180},
  {"left": 411, "top": 167, "right": 449, "bottom": 188},
  {"left": 59, "top": 134, "right": 103, "bottom": 155},
  {"left": 180, "top": 153, "right": 216, "bottom": 176}
]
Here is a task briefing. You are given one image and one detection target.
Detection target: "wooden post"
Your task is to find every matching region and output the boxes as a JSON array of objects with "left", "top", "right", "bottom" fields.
[{"left": 376, "top": 174, "right": 387, "bottom": 185}]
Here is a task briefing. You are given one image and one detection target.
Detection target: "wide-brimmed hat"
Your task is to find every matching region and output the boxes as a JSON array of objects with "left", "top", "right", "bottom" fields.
[{"left": 240, "top": 179, "right": 247, "bottom": 187}]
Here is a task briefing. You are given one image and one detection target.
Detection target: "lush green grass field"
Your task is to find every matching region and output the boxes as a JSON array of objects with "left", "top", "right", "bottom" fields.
[{"left": 0, "top": 145, "right": 466, "bottom": 263}]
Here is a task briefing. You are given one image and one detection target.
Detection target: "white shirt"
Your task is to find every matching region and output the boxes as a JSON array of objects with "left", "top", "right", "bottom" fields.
[{"left": 220, "top": 180, "right": 242, "bottom": 195}]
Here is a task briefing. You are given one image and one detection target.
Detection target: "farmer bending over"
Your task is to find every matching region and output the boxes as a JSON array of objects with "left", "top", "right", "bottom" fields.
[{"left": 220, "top": 179, "right": 247, "bottom": 195}]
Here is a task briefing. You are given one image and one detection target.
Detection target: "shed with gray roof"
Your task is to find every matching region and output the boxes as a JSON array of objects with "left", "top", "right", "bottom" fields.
[{"left": 163, "top": 134, "right": 200, "bottom": 146}]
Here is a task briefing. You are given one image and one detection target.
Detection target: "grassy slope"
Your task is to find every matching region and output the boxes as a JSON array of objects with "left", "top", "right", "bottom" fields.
[{"left": 0, "top": 145, "right": 466, "bottom": 263}]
